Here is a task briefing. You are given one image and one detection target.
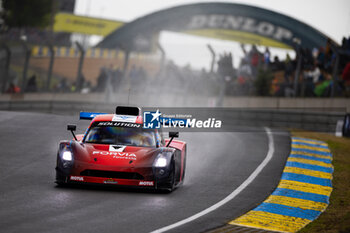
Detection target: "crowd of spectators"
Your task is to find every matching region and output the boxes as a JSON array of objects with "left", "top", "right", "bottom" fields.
[
  {"left": 3, "top": 36, "right": 350, "bottom": 98},
  {"left": 58, "top": 61, "right": 217, "bottom": 97},
  {"left": 215, "top": 37, "right": 350, "bottom": 97}
]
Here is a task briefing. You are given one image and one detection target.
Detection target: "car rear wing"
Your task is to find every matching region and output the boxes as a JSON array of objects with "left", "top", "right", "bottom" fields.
[
  {"left": 80, "top": 106, "right": 141, "bottom": 120},
  {"left": 79, "top": 112, "right": 108, "bottom": 120}
]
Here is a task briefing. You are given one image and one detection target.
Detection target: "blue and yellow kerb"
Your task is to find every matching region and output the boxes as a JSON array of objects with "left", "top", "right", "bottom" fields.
[{"left": 230, "top": 137, "right": 333, "bottom": 233}]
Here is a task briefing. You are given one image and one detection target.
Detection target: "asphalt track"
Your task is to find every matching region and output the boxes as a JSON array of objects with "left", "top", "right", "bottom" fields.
[{"left": 0, "top": 111, "right": 290, "bottom": 233}]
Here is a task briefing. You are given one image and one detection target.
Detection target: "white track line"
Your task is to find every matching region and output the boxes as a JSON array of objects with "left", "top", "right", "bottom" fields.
[{"left": 150, "top": 127, "right": 275, "bottom": 233}]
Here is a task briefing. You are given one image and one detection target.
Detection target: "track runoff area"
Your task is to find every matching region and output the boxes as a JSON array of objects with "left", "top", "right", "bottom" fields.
[{"left": 222, "top": 137, "right": 333, "bottom": 233}]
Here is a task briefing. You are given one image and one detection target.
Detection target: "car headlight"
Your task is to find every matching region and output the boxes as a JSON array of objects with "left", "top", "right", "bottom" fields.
[
  {"left": 154, "top": 154, "right": 167, "bottom": 167},
  {"left": 62, "top": 151, "right": 73, "bottom": 161}
]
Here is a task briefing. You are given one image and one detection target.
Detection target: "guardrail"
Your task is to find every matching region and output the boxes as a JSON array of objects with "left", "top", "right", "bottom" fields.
[
  {"left": 0, "top": 94, "right": 347, "bottom": 133},
  {"left": 1, "top": 94, "right": 349, "bottom": 110}
]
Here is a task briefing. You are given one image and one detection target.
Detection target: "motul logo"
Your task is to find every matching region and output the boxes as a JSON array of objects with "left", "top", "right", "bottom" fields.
[
  {"left": 92, "top": 151, "right": 136, "bottom": 157},
  {"left": 70, "top": 176, "right": 84, "bottom": 181},
  {"left": 139, "top": 181, "right": 154, "bottom": 186}
]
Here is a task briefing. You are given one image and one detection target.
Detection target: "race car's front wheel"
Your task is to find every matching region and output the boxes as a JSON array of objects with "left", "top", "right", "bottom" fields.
[
  {"left": 157, "top": 162, "right": 176, "bottom": 193},
  {"left": 168, "top": 164, "right": 176, "bottom": 191},
  {"left": 55, "top": 168, "right": 68, "bottom": 186}
]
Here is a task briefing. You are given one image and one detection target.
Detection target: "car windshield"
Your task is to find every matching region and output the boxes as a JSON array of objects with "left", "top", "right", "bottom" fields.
[{"left": 84, "top": 123, "right": 156, "bottom": 147}]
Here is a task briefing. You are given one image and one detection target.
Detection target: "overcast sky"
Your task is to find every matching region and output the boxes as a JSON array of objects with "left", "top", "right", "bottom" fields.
[{"left": 75, "top": 0, "right": 350, "bottom": 69}]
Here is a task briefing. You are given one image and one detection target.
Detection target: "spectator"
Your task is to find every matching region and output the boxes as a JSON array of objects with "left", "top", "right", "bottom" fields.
[
  {"left": 271, "top": 56, "right": 283, "bottom": 71},
  {"left": 314, "top": 69, "right": 332, "bottom": 97},
  {"left": 25, "top": 74, "right": 37, "bottom": 92},
  {"left": 264, "top": 47, "right": 271, "bottom": 65},
  {"left": 342, "top": 62, "right": 350, "bottom": 84},
  {"left": 95, "top": 67, "right": 108, "bottom": 92},
  {"left": 316, "top": 47, "right": 325, "bottom": 67},
  {"left": 284, "top": 53, "right": 294, "bottom": 83},
  {"left": 6, "top": 82, "right": 21, "bottom": 93},
  {"left": 303, "top": 64, "right": 320, "bottom": 96},
  {"left": 57, "top": 78, "right": 69, "bottom": 92}
]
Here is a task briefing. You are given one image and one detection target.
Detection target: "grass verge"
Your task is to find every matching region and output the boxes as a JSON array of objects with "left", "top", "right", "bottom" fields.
[{"left": 292, "top": 130, "right": 350, "bottom": 233}]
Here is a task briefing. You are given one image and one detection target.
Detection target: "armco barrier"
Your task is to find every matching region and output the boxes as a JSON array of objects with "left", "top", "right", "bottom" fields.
[
  {"left": 218, "top": 109, "right": 344, "bottom": 133},
  {"left": 0, "top": 94, "right": 347, "bottom": 133},
  {"left": 223, "top": 97, "right": 350, "bottom": 112}
]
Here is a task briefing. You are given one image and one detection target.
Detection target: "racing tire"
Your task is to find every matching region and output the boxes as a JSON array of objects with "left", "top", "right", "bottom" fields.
[
  {"left": 158, "top": 162, "right": 176, "bottom": 193},
  {"left": 168, "top": 166, "right": 176, "bottom": 192},
  {"left": 55, "top": 170, "right": 68, "bottom": 186},
  {"left": 167, "top": 162, "right": 176, "bottom": 192},
  {"left": 55, "top": 181, "right": 66, "bottom": 187}
]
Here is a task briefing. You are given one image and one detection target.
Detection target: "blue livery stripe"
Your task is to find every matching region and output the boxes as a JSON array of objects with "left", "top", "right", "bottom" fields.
[
  {"left": 254, "top": 202, "right": 321, "bottom": 220},
  {"left": 289, "top": 154, "right": 332, "bottom": 163},
  {"left": 281, "top": 173, "right": 332, "bottom": 187},
  {"left": 272, "top": 188, "right": 329, "bottom": 204},
  {"left": 292, "top": 141, "right": 328, "bottom": 149},
  {"left": 79, "top": 112, "right": 108, "bottom": 120},
  {"left": 286, "top": 161, "right": 333, "bottom": 173},
  {"left": 291, "top": 148, "right": 332, "bottom": 156}
]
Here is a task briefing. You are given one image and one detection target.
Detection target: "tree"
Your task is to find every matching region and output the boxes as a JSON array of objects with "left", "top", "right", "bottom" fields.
[{"left": 2, "top": 0, "right": 53, "bottom": 29}]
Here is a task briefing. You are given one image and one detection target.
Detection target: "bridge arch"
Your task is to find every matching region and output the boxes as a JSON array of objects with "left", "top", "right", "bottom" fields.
[{"left": 98, "top": 2, "right": 331, "bottom": 52}]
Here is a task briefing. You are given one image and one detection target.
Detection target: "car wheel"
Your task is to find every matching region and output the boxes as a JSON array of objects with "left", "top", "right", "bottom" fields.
[
  {"left": 166, "top": 162, "right": 176, "bottom": 192},
  {"left": 55, "top": 171, "right": 67, "bottom": 186}
]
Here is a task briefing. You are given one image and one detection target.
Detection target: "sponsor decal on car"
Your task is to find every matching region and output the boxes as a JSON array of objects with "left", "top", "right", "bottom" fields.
[
  {"left": 139, "top": 181, "right": 154, "bottom": 186},
  {"left": 70, "top": 176, "right": 84, "bottom": 181},
  {"left": 92, "top": 151, "right": 137, "bottom": 160},
  {"left": 104, "top": 178, "right": 118, "bottom": 184},
  {"left": 109, "top": 145, "right": 126, "bottom": 152},
  {"left": 96, "top": 121, "right": 141, "bottom": 128},
  {"left": 112, "top": 115, "right": 138, "bottom": 123}
]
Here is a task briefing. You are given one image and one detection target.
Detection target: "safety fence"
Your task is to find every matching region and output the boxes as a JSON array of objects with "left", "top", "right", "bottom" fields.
[{"left": 0, "top": 42, "right": 161, "bottom": 94}]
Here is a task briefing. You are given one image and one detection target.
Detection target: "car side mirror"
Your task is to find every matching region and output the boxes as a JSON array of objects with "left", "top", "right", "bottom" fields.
[
  {"left": 167, "top": 132, "right": 179, "bottom": 147},
  {"left": 67, "top": 124, "right": 76, "bottom": 131},
  {"left": 67, "top": 124, "right": 77, "bottom": 140},
  {"left": 169, "top": 132, "right": 179, "bottom": 138}
]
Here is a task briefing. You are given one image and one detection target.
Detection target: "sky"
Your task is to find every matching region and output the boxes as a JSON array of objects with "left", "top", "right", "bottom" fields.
[{"left": 75, "top": 0, "right": 350, "bottom": 69}]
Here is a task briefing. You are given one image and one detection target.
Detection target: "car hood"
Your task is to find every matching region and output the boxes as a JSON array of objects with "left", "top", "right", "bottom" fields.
[{"left": 73, "top": 143, "right": 159, "bottom": 167}]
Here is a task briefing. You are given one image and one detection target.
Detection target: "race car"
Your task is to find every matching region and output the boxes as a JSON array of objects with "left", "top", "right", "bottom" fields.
[{"left": 55, "top": 106, "right": 186, "bottom": 192}]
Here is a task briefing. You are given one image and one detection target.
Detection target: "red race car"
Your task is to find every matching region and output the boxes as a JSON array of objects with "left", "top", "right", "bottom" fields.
[{"left": 55, "top": 106, "right": 187, "bottom": 192}]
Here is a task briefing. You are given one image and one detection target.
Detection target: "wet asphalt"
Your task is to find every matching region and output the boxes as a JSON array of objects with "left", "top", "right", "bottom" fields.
[{"left": 0, "top": 111, "right": 290, "bottom": 233}]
